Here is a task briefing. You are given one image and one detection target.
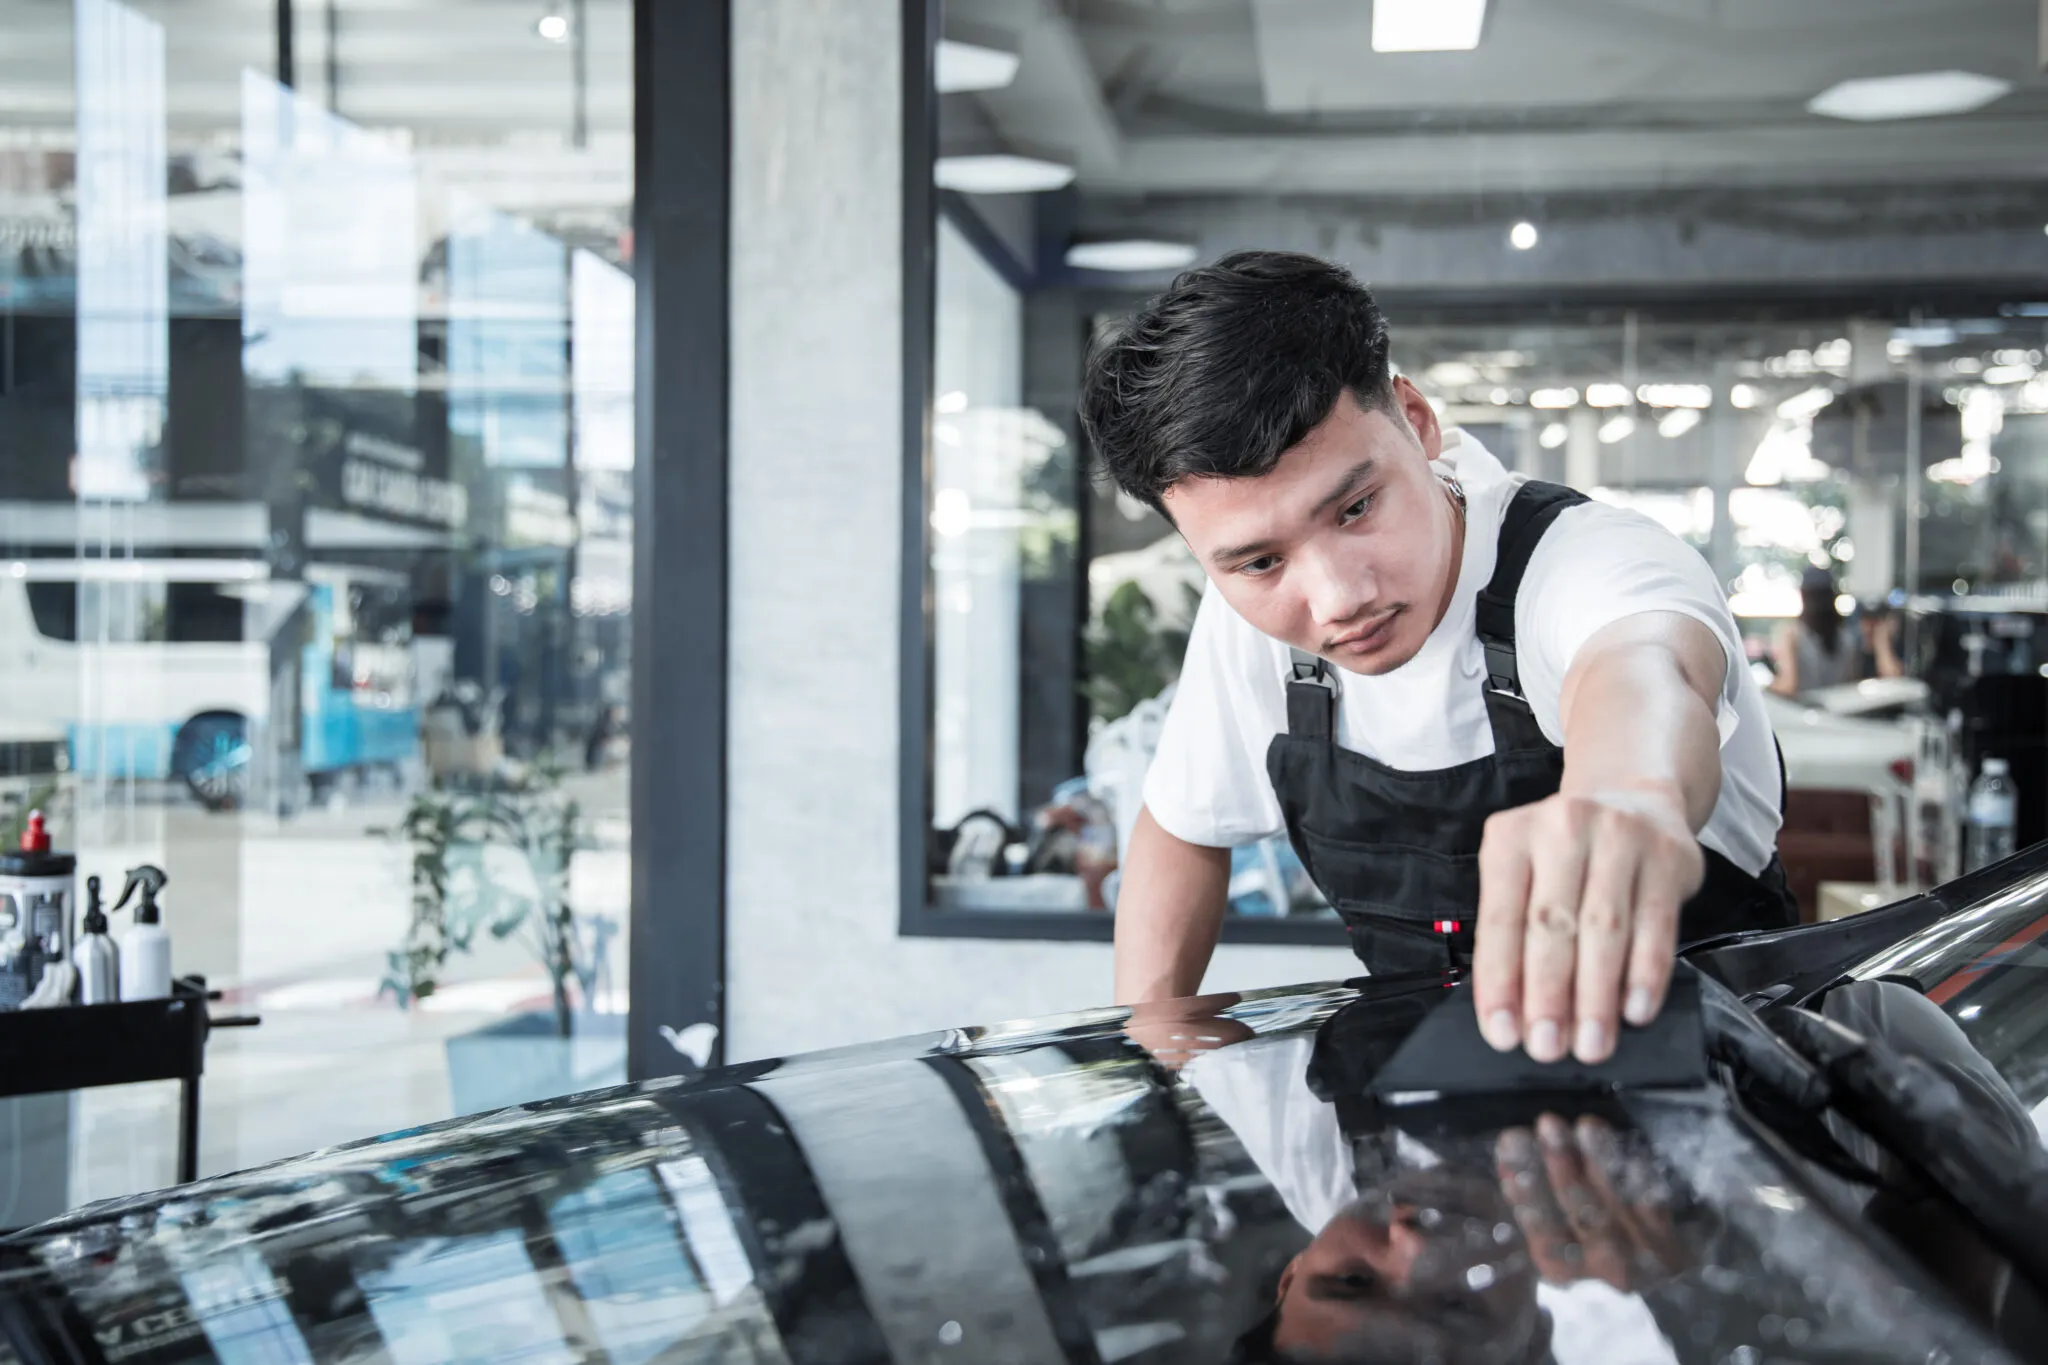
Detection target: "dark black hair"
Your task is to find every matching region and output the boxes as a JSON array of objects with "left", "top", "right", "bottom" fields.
[
  {"left": 1078, "top": 250, "right": 1400, "bottom": 516},
  {"left": 1800, "top": 566, "right": 1843, "bottom": 658}
]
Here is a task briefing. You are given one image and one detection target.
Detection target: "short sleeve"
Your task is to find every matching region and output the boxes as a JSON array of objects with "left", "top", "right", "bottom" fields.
[
  {"left": 1513, "top": 504, "right": 1747, "bottom": 747},
  {"left": 1142, "top": 585, "right": 1289, "bottom": 848}
]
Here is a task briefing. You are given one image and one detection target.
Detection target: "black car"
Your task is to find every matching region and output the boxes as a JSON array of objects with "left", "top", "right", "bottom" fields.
[{"left": 4, "top": 850, "right": 2048, "bottom": 1364}]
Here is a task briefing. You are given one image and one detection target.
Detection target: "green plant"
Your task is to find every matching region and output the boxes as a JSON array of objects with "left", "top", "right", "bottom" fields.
[
  {"left": 380, "top": 761, "right": 602, "bottom": 1038},
  {"left": 1082, "top": 579, "right": 1196, "bottom": 723}
]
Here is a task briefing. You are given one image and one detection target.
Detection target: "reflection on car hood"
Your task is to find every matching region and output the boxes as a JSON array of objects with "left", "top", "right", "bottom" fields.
[{"left": 0, "top": 974, "right": 2022, "bottom": 1364}]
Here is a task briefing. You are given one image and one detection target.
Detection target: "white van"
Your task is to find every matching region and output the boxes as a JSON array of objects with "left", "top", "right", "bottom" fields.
[{"left": 0, "top": 558, "right": 271, "bottom": 807}]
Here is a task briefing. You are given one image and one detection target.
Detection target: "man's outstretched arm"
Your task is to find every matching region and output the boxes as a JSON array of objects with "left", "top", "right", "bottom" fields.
[
  {"left": 1472, "top": 611, "right": 1727, "bottom": 1064},
  {"left": 1113, "top": 806, "right": 1233, "bottom": 1004}
]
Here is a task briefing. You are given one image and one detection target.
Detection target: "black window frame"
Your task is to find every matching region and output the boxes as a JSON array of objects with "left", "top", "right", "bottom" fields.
[{"left": 894, "top": 0, "right": 1341, "bottom": 947}]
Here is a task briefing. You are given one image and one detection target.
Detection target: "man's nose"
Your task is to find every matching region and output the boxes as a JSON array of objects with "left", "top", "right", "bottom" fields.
[{"left": 1301, "top": 549, "right": 1369, "bottom": 626}]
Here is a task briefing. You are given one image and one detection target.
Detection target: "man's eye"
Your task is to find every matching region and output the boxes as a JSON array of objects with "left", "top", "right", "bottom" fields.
[
  {"left": 1238, "top": 555, "right": 1280, "bottom": 577},
  {"left": 1339, "top": 493, "right": 1375, "bottom": 526}
]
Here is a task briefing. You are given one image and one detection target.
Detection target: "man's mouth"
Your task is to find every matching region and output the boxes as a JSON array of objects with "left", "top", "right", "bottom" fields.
[{"left": 1326, "top": 610, "right": 1400, "bottom": 656}]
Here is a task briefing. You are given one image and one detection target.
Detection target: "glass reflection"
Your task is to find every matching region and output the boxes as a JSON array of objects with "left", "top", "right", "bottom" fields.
[{"left": 0, "top": 0, "right": 635, "bottom": 1212}]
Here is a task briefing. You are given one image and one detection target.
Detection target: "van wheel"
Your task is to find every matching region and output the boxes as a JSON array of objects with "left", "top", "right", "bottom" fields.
[{"left": 173, "top": 715, "right": 251, "bottom": 812}]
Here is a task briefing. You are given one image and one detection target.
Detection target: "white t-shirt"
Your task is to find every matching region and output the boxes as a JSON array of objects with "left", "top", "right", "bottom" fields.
[{"left": 1142, "top": 431, "right": 1781, "bottom": 876}]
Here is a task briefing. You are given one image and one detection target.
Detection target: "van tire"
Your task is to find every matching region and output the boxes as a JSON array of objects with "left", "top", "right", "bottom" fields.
[{"left": 173, "top": 714, "right": 251, "bottom": 813}]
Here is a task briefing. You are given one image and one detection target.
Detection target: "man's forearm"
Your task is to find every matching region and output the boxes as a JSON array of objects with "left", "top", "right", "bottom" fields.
[
  {"left": 1113, "top": 806, "right": 1232, "bottom": 1004},
  {"left": 1558, "top": 616, "right": 1726, "bottom": 832}
]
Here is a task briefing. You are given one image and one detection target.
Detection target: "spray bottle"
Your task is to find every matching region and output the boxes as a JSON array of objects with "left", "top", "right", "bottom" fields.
[
  {"left": 115, "top": 865, "right": 172, "bottom": 1002},
  {"left": 75, "top": 875, "right": 120, "bottom": 1005}
]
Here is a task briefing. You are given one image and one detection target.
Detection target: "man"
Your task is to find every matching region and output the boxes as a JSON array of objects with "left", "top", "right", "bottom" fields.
[{"left": 1080, "top": 251, "right": 1795, "bottom": 1065}]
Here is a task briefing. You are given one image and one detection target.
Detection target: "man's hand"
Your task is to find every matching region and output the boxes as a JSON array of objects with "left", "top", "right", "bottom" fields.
[
  {"left": 1473, "top": 785, "right": 1705, "bottom": 1064},
  {"left": 1496, "top": 1114, "right": 1689, "bottom": 1290},
  {"left": 1123, "top": 992, "right": 1253, "bottom": 1070}
]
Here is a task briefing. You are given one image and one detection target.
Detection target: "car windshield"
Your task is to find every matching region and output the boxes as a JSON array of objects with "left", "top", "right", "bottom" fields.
[{"left": 1843, "top": 876, "right": 2048, "bottom": 1143}]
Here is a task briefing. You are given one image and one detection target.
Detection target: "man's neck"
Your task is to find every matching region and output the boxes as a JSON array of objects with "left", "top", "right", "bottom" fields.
[{"left": 1428, "top": 475, "right": 1467, "bottom": 634}]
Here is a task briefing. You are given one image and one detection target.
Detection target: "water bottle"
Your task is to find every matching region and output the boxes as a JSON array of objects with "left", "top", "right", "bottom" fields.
[{"left": 1965, "top": 758, "right": 2018, "bottom": 873}]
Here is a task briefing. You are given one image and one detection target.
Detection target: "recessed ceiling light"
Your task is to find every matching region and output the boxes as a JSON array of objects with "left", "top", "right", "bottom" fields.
[
  {"left": 1538, "top": 422, "right": 1569, "bottom": 450},
  {"left": 1807, "top": 71, "right": 2011, "bottom": 122},
  {"left": 935, "top": 154, "right": 1076, "bottom": 194},
  {"left": 1372, "top": 0, "right": 1487, "bottom": 52},
  {"left": 535, "top": 9, "right": 569, "bottom": 42},
  {"left": 1065, "top": 239, "right": 1199, "bottom": 272},
  {"left": 1530, "top": 387, "right": 1578, "bottom": 409},
  {"left": 1586, "top": 383, "right": 1631, "bottom": 408},
  {"left": 1508, "top": 221, "right": 1538, "bottom": 251},
  {"left": 936, "top": 35, "right": 1020, "bottom": 94}
]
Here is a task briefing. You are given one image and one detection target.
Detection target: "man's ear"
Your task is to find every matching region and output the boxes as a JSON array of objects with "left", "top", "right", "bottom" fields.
[
  {"left": 1275, "top": 1253, "right": 1302, "bottom": 1305},
  {"left": 1391, "top": 376, "right": 1443, "bottom": 461}
]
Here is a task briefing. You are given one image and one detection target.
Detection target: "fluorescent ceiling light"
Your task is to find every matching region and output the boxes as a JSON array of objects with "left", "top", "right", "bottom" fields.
[
  {"left": 1598, "top": 415, "right": 1637, "bottom": 444},
  {"left": 1807, "top": 70, "right": 2011, "bottom": 122},
  {"left": 1372, "top": 0, "right": 1487, "bottom": 52},
  {"left": 1729, "top": 384, "right": 1762, "bottom": 410},
  {"left": 1065, "top": 239, "right": 1198, "bottom": 272},
  {"left": 1538, "top": 422, "right": 1569, "bottom": 450},
  {"left": 535, "top": 9, "right": 569, "bottom": 42},
  {"left": 1776, "top": 386, "right": 1836, "bottom": 421},
  {"left": 935, "top": 154, "right": 1075, "bottom": 194},
  {"left": 1984, "top": 363, "right": 2036, "bottom": 385},
  {"left": 1529, "top": 387, "right": 1578, "bottom": 410},
  {"left": 1586, "top": 383, "right": 1632, "bottom": 408},
  {"left": 936, "top": 36, "right": 1020, "bottom": 94},
  {"left": 1638, "top": 383, "right": 1712, "bottom": 409},
  {"left": 1508, "top": 221, "right": 1539, "bottom": 251},
  {"left": 1657, "top": 409, "right": 1703, "bottom": 439}
]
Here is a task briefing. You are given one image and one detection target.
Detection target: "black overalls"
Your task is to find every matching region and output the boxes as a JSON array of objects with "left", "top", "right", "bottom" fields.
[{"left": 1266, "top": 479, "right": 1798, "bottom": 975}]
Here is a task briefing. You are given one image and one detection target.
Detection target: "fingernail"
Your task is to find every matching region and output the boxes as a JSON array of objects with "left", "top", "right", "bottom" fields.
[
  {"left": 1499, "top": 1130, "right": 1535, "bottom": 1162},
  {"left": 1484, "top": 1010, "right": 1520, "bottom": 1051},
  {"left": 1528, "top": 1018, "right": 1562, "bottom": 1062},
  {"left": 1625, "top": 989, "right": 1656, "bottom": 1026},
  {"left": 1575, "top": 1018, "right": 1607, "bottom": 1063},
  {"left": 1537, "top": 1114, "right": 1571, "bottom": 1149}
]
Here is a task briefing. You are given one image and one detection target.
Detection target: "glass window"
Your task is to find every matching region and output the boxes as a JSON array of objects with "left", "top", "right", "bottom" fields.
[
  {"left": 0, "top": 0, "right": 634, "bottom": 1209},
  {"left": 917, "top": 4, "right": 2048, "bottom": 930}
]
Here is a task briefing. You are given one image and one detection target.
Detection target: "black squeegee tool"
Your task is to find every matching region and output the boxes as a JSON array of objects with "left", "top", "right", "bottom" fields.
[{"left": 1366, "top": 965, "right": 1709, "bottom": 1104}]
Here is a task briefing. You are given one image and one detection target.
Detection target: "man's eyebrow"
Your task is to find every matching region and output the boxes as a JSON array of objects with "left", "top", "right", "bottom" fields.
[{"left": 1307, "top": 458, "right": 1378, "bottom": 520}]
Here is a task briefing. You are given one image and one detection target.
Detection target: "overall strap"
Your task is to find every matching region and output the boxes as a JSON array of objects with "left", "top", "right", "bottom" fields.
[
  {"left": 1285, "top": 647, "right": 1337, "bottom": 740},
  {"left": 1475, "top": 481, "right": 1590, "bottom": 747}
]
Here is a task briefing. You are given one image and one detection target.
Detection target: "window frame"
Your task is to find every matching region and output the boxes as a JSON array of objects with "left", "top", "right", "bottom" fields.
[{"left": 894, "top": 0, "right": 1344, "bottom": 948}]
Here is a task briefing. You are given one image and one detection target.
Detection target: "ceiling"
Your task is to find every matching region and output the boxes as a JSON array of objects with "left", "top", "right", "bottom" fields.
[{"left": 950, "top": 0, "right": 2048, "bottom": 202}]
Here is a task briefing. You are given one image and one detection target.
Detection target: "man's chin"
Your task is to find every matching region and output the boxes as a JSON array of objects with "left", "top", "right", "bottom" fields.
[{"left": 1332, "top": 635, "right": 1424, "bottom": 677}]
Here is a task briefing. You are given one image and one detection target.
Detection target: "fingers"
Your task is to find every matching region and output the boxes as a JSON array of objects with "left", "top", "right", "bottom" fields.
[
  {"left": 1520, "top": 806, "right": 1591, "bottom": 1064},
  {"left": 1497, "top": 1127, "right": 1576, "bottom": 1284},
  {"left": 1499, "top": 1115, "right": 1688, "bottom": 1292},
  {"left": 1623, "top": 853, "right": 1690, "bottom": 1027},
  {"left": 1570, "top": 822, "right": 1639, "bottom": 1064},
  {"left": 1474, "top": 814, "right": 1533, "bottom": 1052}
]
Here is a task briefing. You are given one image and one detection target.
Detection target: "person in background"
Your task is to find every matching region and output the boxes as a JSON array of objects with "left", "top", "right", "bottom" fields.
[
  {"left": 1769, "top": 566, "right": 1898, "bottom": 697},
  {"left": 1856, "top": 599, "right": 1906, "bottom": 683}
]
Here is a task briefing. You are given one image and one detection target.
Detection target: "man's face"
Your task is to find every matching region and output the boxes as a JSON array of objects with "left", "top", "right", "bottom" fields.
[
  {"left": 1271, "top": 1171, "right": 1544, "bottom": 1365},
  {"left": 1162, "top": 381, "right": 1458, "bottom": 676}
]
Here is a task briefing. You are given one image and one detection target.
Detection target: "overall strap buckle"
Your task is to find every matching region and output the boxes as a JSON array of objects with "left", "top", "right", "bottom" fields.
[{"left": 1285, "top": 648, "right": 1338, "bottom": 741}]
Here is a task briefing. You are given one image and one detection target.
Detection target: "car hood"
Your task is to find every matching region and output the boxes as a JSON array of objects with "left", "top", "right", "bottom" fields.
[{"left": 0, "top": 970, "right": 2026, "bottom": 1364}]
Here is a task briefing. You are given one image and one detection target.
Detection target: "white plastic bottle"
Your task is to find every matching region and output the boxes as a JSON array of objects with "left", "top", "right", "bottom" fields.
[
  {"left": 114, "top": 865, "right": 172, "bottom": 1001},
  {"left": 1966, "top": 758, "right": 2018, "bottom": 873}
]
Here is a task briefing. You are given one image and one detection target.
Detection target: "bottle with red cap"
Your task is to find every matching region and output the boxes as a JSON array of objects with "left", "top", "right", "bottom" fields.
[{"left": 0, "top": 809, "right": 78, "bottom": 1009}]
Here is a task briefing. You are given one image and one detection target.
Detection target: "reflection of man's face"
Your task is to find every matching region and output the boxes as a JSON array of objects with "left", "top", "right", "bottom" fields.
[{"left": 1273, "top": 1169, "right": 1547, "bottom": 1365}]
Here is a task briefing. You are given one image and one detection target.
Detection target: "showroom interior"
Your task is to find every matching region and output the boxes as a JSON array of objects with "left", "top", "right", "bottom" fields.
[{"left": 0, "top": 0, "right": 2044, "bottom": 1232}]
